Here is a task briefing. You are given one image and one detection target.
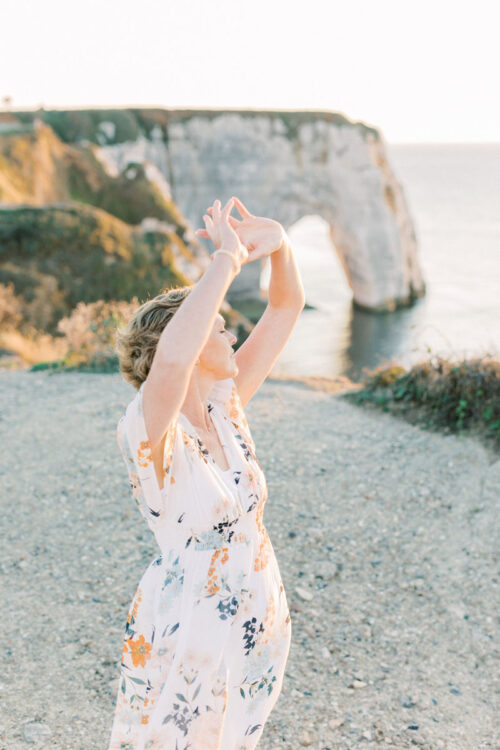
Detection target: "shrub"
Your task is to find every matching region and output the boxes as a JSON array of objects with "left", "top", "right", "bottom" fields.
[
  {"left": 56, "top": 298, "right": 139, "bottom": 369},
  {"left": 343, "top": 353, "right": 500, "bottom": 453},
  {"left": 0, "top": 282, "right": 23, "bottom": 330}
]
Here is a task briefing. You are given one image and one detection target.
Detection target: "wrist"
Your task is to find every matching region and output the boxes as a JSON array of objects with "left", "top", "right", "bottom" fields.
[
  {"left": 276, "top": 229, "right": 291, "bottom": 254},
  {"left": 211, "top": 248, "right": 241, "bottom": 275}
]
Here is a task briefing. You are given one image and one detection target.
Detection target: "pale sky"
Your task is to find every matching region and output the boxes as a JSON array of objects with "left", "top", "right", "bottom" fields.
[{"left": 2, "top": 0, "right": 499, "bottom": 143}]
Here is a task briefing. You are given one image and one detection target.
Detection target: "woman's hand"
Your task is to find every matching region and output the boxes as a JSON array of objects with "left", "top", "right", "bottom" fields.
[
  {"left": 198, "top": 198, "right": 249, "bottom": 269},
  {"left": 195, "top": 196, "right": 286, "bottom": 263}
]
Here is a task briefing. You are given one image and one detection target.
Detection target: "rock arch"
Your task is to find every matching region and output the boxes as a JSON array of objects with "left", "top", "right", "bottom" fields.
[{"left": 95, "top": 108, "right": 425, "bottom": 311}]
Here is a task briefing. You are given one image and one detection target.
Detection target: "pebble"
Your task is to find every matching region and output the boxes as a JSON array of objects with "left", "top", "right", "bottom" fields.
[
  {"left": 21, "top": 721, "right": 51, "bottom": 743},
  {"left": 351, "top": 679, "right": 367, "bottom": 689},
  {"left": 298, "top": 731, "right": 313, "bottom": 746},
  {"left": 295, "top": 586, "right": 314, "bottom": 601}
]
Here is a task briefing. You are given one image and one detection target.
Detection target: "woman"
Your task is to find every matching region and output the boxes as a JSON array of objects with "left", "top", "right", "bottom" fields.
[{"left": 107, "top": 196, "right": 305, "bottom": 749}]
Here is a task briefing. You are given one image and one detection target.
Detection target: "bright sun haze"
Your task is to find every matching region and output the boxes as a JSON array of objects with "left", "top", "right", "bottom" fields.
[{"left": 1, "top": 0, "right": 498, "bottom": 143}]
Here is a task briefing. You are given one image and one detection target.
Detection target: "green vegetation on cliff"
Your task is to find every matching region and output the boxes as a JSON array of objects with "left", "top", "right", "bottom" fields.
[
  {"left": 0, "top": 120, "right": 203, "bottom": 339},
  {"left": 0, "top": 203, "right": 191, "bottom": 333},
  {"left": 0, "top": 122, "right": 188, "bottom": 229}
]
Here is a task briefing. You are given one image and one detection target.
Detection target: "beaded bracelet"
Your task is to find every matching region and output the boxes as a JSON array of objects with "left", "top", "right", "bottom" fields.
[{"left": 211, "top": 248, "right": 241, "bottom": 274}]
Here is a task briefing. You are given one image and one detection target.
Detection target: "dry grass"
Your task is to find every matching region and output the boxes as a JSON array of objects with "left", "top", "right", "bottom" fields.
[
  {"left": 342, "top": 353, "right": 500, "bottom": 454},
  {"left": 0, "top": 298, "right": 139, "bottom": 372},
  {"left": 0, "top": 328, "right": 68, "bottom": 366}
]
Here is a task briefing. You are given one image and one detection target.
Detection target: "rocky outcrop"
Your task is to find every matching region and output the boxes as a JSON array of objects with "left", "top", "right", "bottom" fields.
[
  {"left": 94, "top": 110, "right": 425, "bottom": 310},
  {"left": 7, "top": 108, "right": 425, "bottom": 311}
]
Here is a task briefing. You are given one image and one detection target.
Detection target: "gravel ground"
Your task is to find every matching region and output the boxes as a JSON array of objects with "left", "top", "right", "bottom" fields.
[{"left": 1, "top": 369, "right": 499, "bottom": 750}]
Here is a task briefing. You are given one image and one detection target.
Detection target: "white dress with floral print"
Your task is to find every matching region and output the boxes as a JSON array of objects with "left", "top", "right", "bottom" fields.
[{"left": 107, "top": 376, "right": 291, "bottom": 750}]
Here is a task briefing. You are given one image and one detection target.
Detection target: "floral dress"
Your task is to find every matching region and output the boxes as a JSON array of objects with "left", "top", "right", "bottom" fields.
[{"left": 107, "top": 376, "right": 292, "bottom": 750}]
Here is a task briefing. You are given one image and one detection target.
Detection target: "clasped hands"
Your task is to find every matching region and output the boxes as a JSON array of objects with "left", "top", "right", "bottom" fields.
[{"left": 194, "top": 196, "right": 287, "bottom": 268}]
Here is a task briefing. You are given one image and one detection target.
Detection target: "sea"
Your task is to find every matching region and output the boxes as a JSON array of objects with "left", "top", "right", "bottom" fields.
[{"left": 265, "top": 142, "right": 500, "bottom": 383}]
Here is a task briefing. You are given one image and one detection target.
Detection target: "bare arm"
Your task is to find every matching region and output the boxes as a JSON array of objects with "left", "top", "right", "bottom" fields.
[
  {"left": 234, "top": 234, "right": 305, "bottom": 407},
  {"left": 142, "top": 199, "right": 246, "bottom": 451}
]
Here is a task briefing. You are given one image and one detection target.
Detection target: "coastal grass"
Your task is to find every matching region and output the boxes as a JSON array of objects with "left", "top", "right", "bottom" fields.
[{"left": 343, "top": 353, "right": 500, "bottom": 454}]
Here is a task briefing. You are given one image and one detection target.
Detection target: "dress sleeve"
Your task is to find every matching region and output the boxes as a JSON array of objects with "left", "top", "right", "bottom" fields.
[{"left": 116, "top": 383, "right": 179, "bottom": 526}]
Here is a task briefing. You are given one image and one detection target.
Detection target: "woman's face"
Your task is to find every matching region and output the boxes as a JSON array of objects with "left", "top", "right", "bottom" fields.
[{"left": 199, "top": 313, "right": 238, "bottom": 377}]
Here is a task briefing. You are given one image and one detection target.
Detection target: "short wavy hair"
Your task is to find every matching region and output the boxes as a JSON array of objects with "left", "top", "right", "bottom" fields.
[{"left": 115, "top": 285, "right": 193, "bottom": 390}]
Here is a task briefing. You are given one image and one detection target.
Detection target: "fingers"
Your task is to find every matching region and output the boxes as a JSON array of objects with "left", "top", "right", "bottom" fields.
[
  {"left": 222, "top": 197, "right": 234, "bottom": 217},
  {"left": 197, "top": 199, "right": 235, "bottom": 239},
  {"left": 207, "top": 198, "right": 233, "bottom": 218},
  {"left": 230, "top": 196, "right": 251, "bottom": 218},
  {"left": 206, "top": 206, "right": 239, "bottom": 228},
  {"left": 203, "top": 214, "right": 214, "bottom": 232}
]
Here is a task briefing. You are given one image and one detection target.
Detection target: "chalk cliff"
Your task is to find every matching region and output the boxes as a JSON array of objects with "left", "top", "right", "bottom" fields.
[
  {"left": 6, "top": 108, "right": 425, "bottom": 311},
  {"left": 92, "top": 109, "right": 425, "bottom": 310}
]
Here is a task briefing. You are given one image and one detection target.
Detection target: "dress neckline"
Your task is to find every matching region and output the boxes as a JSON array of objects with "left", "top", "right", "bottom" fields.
[{"left": 178, "top": 401, "right": 232, "bottom": 474}]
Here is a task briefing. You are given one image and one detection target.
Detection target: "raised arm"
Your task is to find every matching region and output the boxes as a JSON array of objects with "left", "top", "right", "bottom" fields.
[{"left": 143, "top": 198, "right": 247, "bottom": 451}]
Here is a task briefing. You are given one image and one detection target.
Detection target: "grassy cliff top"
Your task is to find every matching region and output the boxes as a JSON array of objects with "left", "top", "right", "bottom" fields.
[{"left": 5, "top": 106, "right": 381, "bottom": 146}]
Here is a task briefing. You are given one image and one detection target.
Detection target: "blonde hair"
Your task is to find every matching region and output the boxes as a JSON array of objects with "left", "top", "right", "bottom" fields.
[{"left": 115, "top": 285, "right": 193, "bottom": 390}]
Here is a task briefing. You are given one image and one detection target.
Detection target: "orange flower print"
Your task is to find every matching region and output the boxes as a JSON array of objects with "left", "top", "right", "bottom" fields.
[
  {"left": 121, "top": 640, "right": 129, "bottom": 661},
  {"left": 228, "top": 387, "right": 252, "bottom": 435},
  {"left": 137, "top": 440, "right": 153, "bottom": 468},
  {"left": 206, "top": 547, "right": 229, "bottom": 595},
  {"left": 260, "top": 593, "right": 277, "bottom": 646},
  {"left": 254, "top": 537, "right": 270, "bottom": 572},
  {"left": 127, "top": 589, "right": 142, "bottom": 624},
  {"left": 254, "top": 505, "right": 270, "bottom": 571},
  {"left": 128, "top": 634, "right": 152, "bottom": 668},
  {"left": 228, "top": 390, "right": 240, "bottom": 423}
]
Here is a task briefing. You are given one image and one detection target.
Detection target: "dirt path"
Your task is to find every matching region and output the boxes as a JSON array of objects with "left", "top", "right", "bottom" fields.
[{"left": 1, "top": 370, "right": 498, "bottom": 749}]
